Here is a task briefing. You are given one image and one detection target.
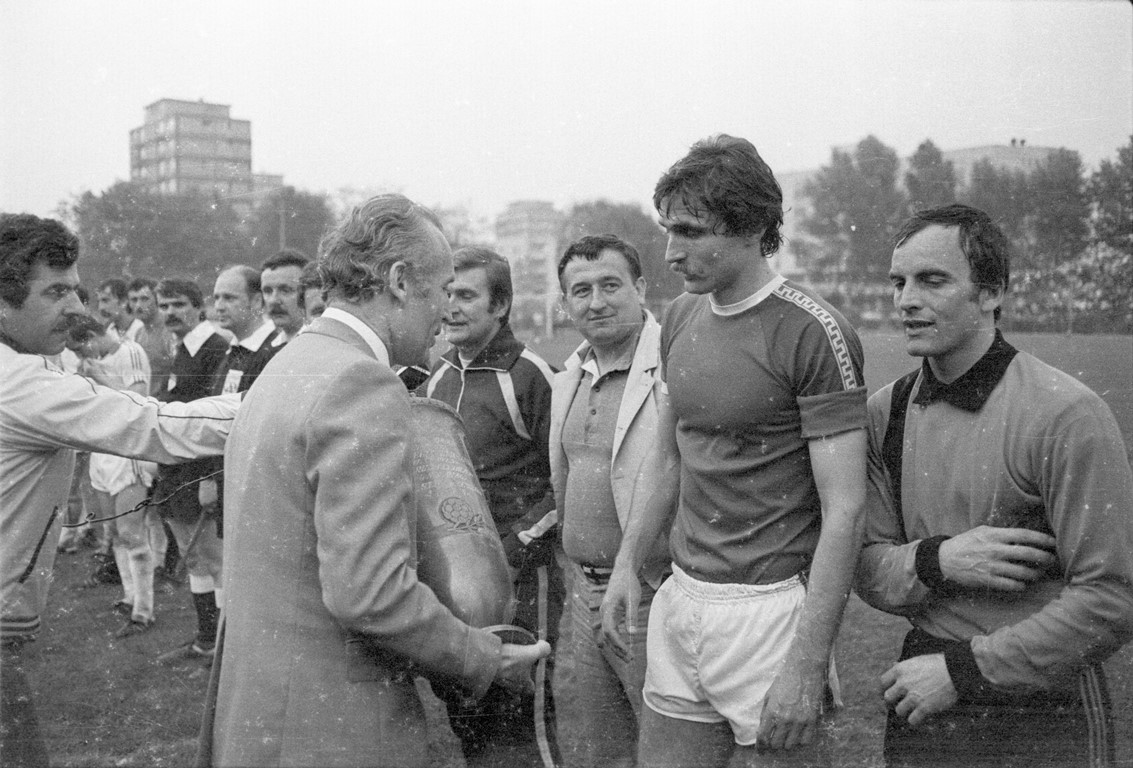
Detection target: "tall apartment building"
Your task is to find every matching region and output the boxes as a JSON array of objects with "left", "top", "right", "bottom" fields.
[
  {"left": 129, "top": 99, "right": 253, "bottom": 197},
  {"left": 495, "top": 200, "right": 563, "bottom": 336}
]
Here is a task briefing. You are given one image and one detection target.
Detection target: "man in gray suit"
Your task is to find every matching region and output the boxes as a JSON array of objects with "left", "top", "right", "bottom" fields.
[{"left": 204, "top": 194, "right": 549, "bottom": 768}]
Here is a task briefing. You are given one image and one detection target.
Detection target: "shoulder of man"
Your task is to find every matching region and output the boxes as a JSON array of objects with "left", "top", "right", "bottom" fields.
[
  {"left": 768, "top": 280, "right": 861, "bottom": 341},
  {"left": 416, "top": 352, "right": 459, "bottom": 398},
  {"left": 512, "top": 345, "right": 556, "bottom": 388},
  {"left": 478, "top": 324, "right": 557, "bottom": 383},
  {"left": 1004, "top": 349, "right": 1122, "bottom": 434}
]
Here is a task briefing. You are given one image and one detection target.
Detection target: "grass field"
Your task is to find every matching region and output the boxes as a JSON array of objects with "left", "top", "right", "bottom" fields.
[{"left": 23, "top": 331, "right": 1133, "bottom": 767}]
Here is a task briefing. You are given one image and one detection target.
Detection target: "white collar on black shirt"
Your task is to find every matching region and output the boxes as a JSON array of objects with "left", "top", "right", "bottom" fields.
[
  {"left": 234, "top": 320, "right": 276, "bottom": 352},
  {"left": 709, "top": 274, "right": 786, "bottom": 316},
  {"left": 180, "top": 320, "right": 218, "bottom": 357}
]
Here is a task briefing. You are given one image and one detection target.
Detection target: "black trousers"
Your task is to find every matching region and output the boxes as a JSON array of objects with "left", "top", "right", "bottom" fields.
[{"left": 885, "top": 628, "right": 1114, "bottom": 768}]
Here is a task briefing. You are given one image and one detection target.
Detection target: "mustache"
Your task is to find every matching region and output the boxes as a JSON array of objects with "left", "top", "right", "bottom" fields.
[{"left": 61, "top": 313, "right": 107, "bottom": 344}]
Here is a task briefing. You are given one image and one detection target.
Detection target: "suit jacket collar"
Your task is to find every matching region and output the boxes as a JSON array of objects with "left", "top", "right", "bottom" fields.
[{"left": 913, "top": 329, "right": 1017, "bottom": 412}]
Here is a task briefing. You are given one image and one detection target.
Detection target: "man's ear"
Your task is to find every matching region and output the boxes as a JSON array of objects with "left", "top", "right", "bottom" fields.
[
  {"left": 387, "top": 261, "right": 411, "bottom": 305},
  {"left": 251, "top": 292, "right": 264, "bottom": 312},
  {"left": 490, "top": 296, "right": 510, "bottom": 322},
  {"left": 979, "top": 285, "right": 1004, "bottom": 315}
]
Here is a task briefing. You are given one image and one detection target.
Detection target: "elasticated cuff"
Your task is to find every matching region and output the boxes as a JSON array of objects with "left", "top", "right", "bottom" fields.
[
  {"left": 914, "top": 535, "right": 952, "bottom": 591},
  {"left": 943, "top": 640, "right": 991, "bottom": 701}
]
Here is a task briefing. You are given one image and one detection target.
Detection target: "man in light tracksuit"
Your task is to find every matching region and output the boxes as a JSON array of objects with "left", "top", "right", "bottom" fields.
[{"left": 0, "top": 214, "right": 238, "bottom": 768}]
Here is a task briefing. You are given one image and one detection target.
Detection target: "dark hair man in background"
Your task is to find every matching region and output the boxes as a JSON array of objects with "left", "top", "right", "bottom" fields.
[{"left": 261, "top": 249, "right": 309, "bottom": 344}]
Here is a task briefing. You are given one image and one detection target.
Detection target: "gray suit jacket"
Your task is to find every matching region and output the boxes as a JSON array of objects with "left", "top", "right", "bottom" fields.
[{"left": 205, "top": 315, "right": 502, "bottom": 768}]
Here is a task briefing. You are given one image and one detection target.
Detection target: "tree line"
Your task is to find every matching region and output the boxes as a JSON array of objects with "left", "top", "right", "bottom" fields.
[
  {"left": 63, "top": 183, "right": 336, "bottom": 288},
  {"left": 795, "top": 135, "right": 1132, "bottom": 334},
  {"left": 61, "top": 135, "right": 1129, "bottom": 334}
]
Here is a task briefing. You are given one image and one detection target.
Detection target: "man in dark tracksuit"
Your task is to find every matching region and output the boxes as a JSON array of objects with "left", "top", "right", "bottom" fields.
[{"left": 419, "top": 246, "right": 561, "bottom": 767}]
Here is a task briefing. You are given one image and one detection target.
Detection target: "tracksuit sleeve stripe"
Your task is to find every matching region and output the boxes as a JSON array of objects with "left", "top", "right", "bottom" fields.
[{"left": 496, "top": 371, "right": 531, "bottom": 441}]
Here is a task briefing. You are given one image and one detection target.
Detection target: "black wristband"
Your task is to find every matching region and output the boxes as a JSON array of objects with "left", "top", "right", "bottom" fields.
[
  {"left": 943, "top": 640, "right": 991, "bottom": 701},
  {"left": 915, "top": 535, "right": 952, "bottom": 591}
]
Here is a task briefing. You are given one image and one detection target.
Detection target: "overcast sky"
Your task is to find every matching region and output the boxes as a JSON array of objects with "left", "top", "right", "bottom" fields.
[{"left": 2, "top": 0, "right": 1130, "bottom": 221}]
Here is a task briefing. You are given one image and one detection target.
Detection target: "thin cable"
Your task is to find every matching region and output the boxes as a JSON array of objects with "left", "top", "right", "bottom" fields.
[{"left": 61, "top": 468, "right": 223, "bottom": 527}]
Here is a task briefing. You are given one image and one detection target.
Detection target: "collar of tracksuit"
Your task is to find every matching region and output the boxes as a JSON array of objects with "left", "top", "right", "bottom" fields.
[{"left": 439, "top": 322, "right": 524, "bottom": 372}]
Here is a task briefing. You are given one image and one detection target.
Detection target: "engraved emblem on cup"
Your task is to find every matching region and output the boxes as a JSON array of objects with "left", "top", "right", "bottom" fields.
[
  {"left": 438, "top": 497, "right": 487, "bottom": 532},
  {"left": 410, "top": 397, "right": 516, "bottom": 628}
]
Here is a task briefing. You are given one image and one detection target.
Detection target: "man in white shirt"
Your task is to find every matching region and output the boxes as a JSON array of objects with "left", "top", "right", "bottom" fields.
[
  {"left": 74, "top": 323, "right": 160, "bottom": 637},
  {"left": 98, "top": 277, "right": 143, "bottom": 341},
  {"left": 0, "top": 213, "right": 238, "bottom": 768}
]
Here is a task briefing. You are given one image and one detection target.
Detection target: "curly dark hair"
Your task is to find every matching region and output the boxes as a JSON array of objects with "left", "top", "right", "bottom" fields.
[{"left": 0, "top": 214, "right": 80, "bottom": 308}]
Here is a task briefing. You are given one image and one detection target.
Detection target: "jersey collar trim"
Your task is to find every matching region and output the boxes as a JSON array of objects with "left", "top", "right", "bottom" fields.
[{"left": 709, "top": 274, "right": 787, "bottom": 316}]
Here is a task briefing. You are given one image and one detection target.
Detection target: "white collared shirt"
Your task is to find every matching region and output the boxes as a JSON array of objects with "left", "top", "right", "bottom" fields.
[
  {"left": 320, "top": 307, "right": 390, "bottom": 367},
  {"left": 234, "top": 320, "right": 276, "bottom": 352}
]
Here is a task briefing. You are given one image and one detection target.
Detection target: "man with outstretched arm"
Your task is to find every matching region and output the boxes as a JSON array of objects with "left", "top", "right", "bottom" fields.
[
  {"left": 600, "top": 135, "right": 868, "bottom": 768},
  {"left": 0, "top": 213, "right": 238, "bottom": 768}
]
